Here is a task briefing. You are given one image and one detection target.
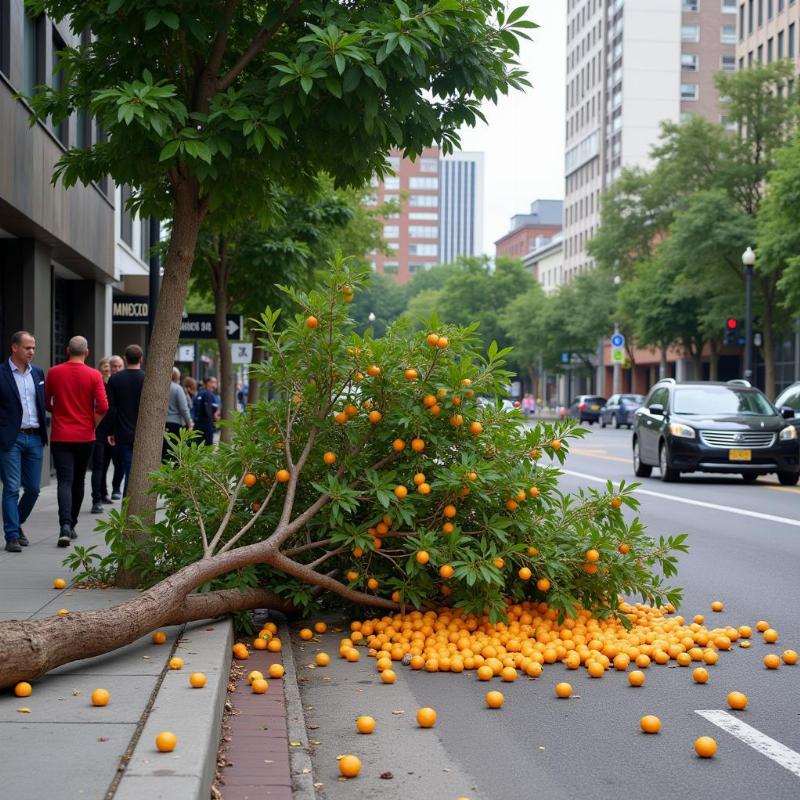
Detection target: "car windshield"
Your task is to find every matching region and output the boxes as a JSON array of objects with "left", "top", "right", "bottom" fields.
[
  {"left": 673, "top": 387, "right": 776, "bottom": 416},
  {"left": 621, "top": 395, "right": 644, "bottom": 403}
]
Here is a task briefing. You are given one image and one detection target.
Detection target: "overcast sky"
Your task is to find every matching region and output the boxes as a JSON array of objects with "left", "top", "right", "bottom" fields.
[{"left": 457, "top": 3, "right": 567, "bottom": 254}]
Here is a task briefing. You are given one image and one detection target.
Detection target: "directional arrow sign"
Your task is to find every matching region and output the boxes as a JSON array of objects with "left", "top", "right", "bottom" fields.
[
  {"left": 180, "top": 313, "right": 243, "bottom": 340},
  {"left": 226, "top": 318, "right": 241, "bottom": 337}
]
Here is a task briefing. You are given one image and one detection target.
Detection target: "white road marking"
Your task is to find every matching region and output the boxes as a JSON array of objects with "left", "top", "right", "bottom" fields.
[
  {"left": 562, "top": 469, "right": 800, "bottom": 528},
  {"left": 695, "top": 710, "right": 800, "bottom": 778}
]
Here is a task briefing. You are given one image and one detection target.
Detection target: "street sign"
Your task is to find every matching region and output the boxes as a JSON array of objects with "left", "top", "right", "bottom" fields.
[
  {"left": 610, "top": 333, "right": 625, "bottom": 349},
  {"left": 180, "top": 313, "right": 243, "bottom": 340},
  {"left": 231, "top": 342, "right": 253, "bottom": 364},
  {"left": 611, "top": 349, "right": 626, "bottom": 364},
  {"left": 175, "top": 344, "right": 195, "bottom": 362},
  {"left": 112, "top": 295, "right": 149, "bottom": 324},
  {"left": 560, "top": 351, "right": 570, "bottom": 364}
]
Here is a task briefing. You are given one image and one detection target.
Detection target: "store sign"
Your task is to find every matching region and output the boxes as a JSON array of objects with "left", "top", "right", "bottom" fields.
[{"left": 112, "top": 295, "right": 149, "bottom": 324}]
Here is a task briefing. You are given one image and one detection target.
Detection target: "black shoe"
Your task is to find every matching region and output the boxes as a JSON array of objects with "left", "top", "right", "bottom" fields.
[
  {"left": 101, "top": 496, "right": 113, "bottom": 504},
  {"left": 69, "top": 525, "right": 78, "bottom": 540},
  {"left": 18, "top": 531, "right": 29, "bottom": 547},
  {"left": 4, "top": 539, "right": 22, "bottom": 553},
  {"left": 91, "top": 503, "right": 103, "bottom": 514},
  {"left": 57, "top": 526, "right": 72, "bottom": 547},
  {"left": 111, "top": 490, "right": 122, "bottom": 500}
]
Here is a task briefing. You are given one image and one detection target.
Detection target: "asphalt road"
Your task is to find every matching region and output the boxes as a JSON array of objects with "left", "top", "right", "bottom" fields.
[{"left": 296, "top": 426, "right": 800, "bottom": 800}]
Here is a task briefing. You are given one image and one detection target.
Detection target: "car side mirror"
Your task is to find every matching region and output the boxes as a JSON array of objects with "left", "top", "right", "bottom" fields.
[
  {"left": 649, "top": 404, "right": 664, "bottom": 416},
  {"left": 780, "top": 406, "right": 796, "bottom": 420}
]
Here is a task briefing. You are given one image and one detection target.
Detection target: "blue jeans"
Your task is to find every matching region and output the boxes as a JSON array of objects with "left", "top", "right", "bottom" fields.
[
  {"left": 0, "top": 432, "right": 44, "bottom": 541},
  {"left": 118, "top": 443, "right": 133, "bottom": 496}
]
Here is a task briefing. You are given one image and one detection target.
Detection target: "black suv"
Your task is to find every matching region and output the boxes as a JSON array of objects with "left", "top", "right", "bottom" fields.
[{"left": 632, "top": 379, "right": 800, "bottom": 485}]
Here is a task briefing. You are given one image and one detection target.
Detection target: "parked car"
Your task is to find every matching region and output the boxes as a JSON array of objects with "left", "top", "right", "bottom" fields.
[
  {"left": 601, "top": 394, "right": 644, "bottom": 429},
  {"left": 774, "top": 381, "right": 800, "bottom": 434},
  {"left": 632, "top": 379, "right": 799, "bottom": 485},
  {"left": 567, "top": 395, "right": 606, "bottom": 425}
]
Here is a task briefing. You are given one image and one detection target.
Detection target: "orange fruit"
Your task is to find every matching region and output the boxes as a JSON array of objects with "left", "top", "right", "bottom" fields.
[
  {"left": 738, "top": 625, "right": 752, "bottom": 638},
  {"left": 299, "top": 628, "right": 313, "bottom": 641},
  {"left": 392, "top": 438, "right": 406, "bottom": 452},
  {"left": 436, "top": 336, "right": 449, "bottom": 349},
  {"left": 367, "top": 365, "right": 381, "bottom": 377},
  {"left": 764, "top": 654, "right": 780, "bottom": 669},
  {"left": 439, "top": 564, "right": 454, "bottom": 579},
  {"left": 694, "top": 614, "right": 705, "bottom": 624},
  {"left": 426, "top": 333, "right": 440, "bottom": 346},
  {"left": 587, "top": 661, "right": 605, "bottom": 678},
  {"left": 477, "top": 665, "right": 494, "bottom": 681},
  {"left": 155, "top": 731, "right": 177, "bottom": 752},
  {"left": 518, "top": 567, "right": 532, "bottom": 581},
  {"left": 276, "top": 468, "right": 290, "bottom": 483},
  {"left": 695, "top": 736, "right": 717, "bottom": 758},
  {"left": 618, "top": 543, "right": 630, "bottom": 554},
  {"left": 585, "top": 548, "right": 600, "bottom": 563},
  {"left": 356, "top": 716, "right": 376, "bottom": 734},
  {"left": 323, "top": 451, "right": 337, "bottom": 465},
  {"left": 536, "top": 577, "right": 551, "bottom": 592},
  {"left": 500, "top": 667, "right": 517, "bottom": 682},
  {"left": 394, "top": 485, "right": 408, "bottom": 499},
  {"left": 504, "top": 499, "right": 518, "bottom": 512},
  {"left": 710, "top": 600, "right": 724, "bottom": 612},
  {"left": 244, "top": 472, "right": 257, "bottom": 487},
  {"left": 635, "top": 654, "right": 651, "bottom": 669},
  {"left": 693, "top": 667, "right": 709, "bottom": 684},
  {"left": 381, "top": 669, "right": 397, "bottom": 684},
  {"left": 251, "top": 678, "right": 269, "bottom": 694},
  {"left": 423, "top": 394, "right": 437, "bottom": 408},
  {"left": 628, "top": 670, "right": 645, "bottom": 687},
  {"left": 404, "top": 368, "right": 418, "bottom": 381},
  {"left": 727, "top": 691, "right": 748, "bottom": 710},
  {"left": 189, "top": 672, "right": 207, "bottom": 688},
  {"left": 345, "top": 648, "right": 360, "bottom": 662},
  {"left": 232, "top": 643, "right": 249, "bottom": 659},
  {"left": 493, "top": 557, "right": 505, "bottom": 569},
  {"left": 253, "top": 638, "right": 267, "bottom": 650},
  {"left": 486, "top": 690, "right": 504, "bottom": 709},
  {"left": 417, "top": 482, "right": 431, "bottom": 495},
  {"left": 168, "top": 657, "right": 184, "bottom": 670},
  {"left": 413, "top": 472, "right": 427, "bottom": 485},
  {"left": 339, "top": 754, "right": 362, "bottom": 778},
  {"left": 268, "top": 664, "right": 285, "bottom": 679},
  {"left": 756, "top": 620, "right": 769, "bottom": 632},
  {"left": 368, "top": 410, "right": 382, "bottom": 424},
  {"left": 416, "top": 550, "right": 430, "bottom": 565},
  {"left": 450, "top": 414, "right": 464, "bottom": 427},
  {"left": 334, "top": 411, "right": 348, "bottom": 424},
  {"left": 782, "top": 649, "right": 798, "bottom": 665},
  {"left": 528, "top": 486, "right": 539, "bottom": 498},
  {"left": 247, "top": 670, "right": 264, "bottom": 684},
  {"left": 763, "top": 628, "right": 778, "bottom": 643},
  {"left": 367, "top": 578, "right": 378, "bottom": 590},
  {"left": 53, "top": 578, "right": 66, "bottom": 589},
  {"left": 14, "top": 682, "right": 32, "bottom": 697},
  {"left": 640, "top": 715, "right": 661, "bottom": 734},
  {"left": 555, "top": 682, "right": 572, "bottom": 699},
  {"left": 346, "top": 570, "right": 359, "bottom": 581},
  {"left": 442, "top": 522, "right": 455, "bottom": 534},
  {"left": 443, "top": 504, "right": 457, "bottom": 518},
  {"left": 610, "top": 496, "right": 622, "bottom": 510},
  {"left": 58, "top": 608, "right": 69, "bottom": 615},
  {"left": 316, "top": 652, "right": 330, "bottom": 666},
  {"left": 267, "top": 638, "right": 282, "bottom": 653},
  {"left": 416, "top": 707, "right": 437, "bottom": 727},
  {"left": 411, "top": 438, "right": 425, "bottom": 452},
  {"left": 152, "top": 631, "right": 167, "bottom": 645},
  {"left": 306, "top": 315, "right": 318, "bottom": 329},
  {"left": 469, "top": 421, "right": 483, "bottom": 435},
  {"left": 550, "top": 439, "right": 561, "bottom": 450}
]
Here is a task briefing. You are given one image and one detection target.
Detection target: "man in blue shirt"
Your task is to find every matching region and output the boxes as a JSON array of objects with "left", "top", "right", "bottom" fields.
[
  {"left": 0, "top": 331, "right": 48, "bottom": 552},
  {"left": 194, "top": 375, "right": 220, "bottom": 446}
]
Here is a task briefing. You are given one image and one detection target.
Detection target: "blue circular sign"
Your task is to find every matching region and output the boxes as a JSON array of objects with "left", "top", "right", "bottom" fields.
[{"left": 611, "top": 333, "right": 625, "bottom": 348}]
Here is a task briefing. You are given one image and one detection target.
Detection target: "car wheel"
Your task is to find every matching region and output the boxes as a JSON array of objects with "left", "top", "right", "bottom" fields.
[
  {"left": 741, "top": 473, "right": 759, "bottom": 484},
  {"left": 659, "top": 441, "right": 679, "bottom": 482},
  {"left": 778, "top": 471, "right": 800, "bottom": 486},
  {"left": 633, "top": 438, "right": 652, "bottom": 478},
  {"left": 613, "top": 414, "right": 620, "bottom": 429}
]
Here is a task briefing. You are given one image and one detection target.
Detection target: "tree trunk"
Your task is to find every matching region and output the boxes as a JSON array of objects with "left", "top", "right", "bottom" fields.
[
  {"left": 761, "top": 308, "right": 775, "bottom": 398},
  {"left": 692, "top": 346, "right": 703, "bottom": 380},
  {"left": 709, "top": 339, "right": 719, "bottom": 382},
  {"left": 248, "top": 332, "right": 264, "bottom": 404},
  {"left": 118, "top": 181, "right": 207, "bottom": 588},
  {"left": 211, "top": 237, "right": 236, "bottom": 444},
  {"left": 659, "top": 344, "right": 669, "bottom": 379}
]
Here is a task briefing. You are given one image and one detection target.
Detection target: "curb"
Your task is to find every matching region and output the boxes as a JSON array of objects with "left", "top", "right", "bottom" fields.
[
  {"left": 273, "top": 613, "right": 317, "bottom": 800},
  {"left": 112, "top": 619, "right": 233, "bottom": 800}
]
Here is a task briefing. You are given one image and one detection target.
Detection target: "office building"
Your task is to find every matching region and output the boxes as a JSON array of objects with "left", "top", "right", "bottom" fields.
[
  {"left": 523, "top": 232, "right": 565, "bottom": 294},
  {"left": 495, "top": 199, "right": 563, "bottom": 259},
  {"left": 736, "top": 1, "right": 800, "bottom": 72},
  {"left": 439, "top": 151, "right": 484, "bottom": 264},
  {"left": 562, "top": 0, "right": 736, "bottom": 283}
]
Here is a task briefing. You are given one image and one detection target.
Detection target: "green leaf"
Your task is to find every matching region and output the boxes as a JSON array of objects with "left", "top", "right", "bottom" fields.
[
  {"left": 158, "top": 140, "right": 180, "bottom": 161},
  {"left": 300, "top": 75, "right": 313, "bottom": 94},
  {"left": 324, "top": 76, "right": 342, "bottom": 98},
  {"left": 506, "top": 5, "right": 529, "bottom": 24},
  {"left": 106, "top": 0, "right": 126, "bottom": 13},
  {"left": 161, "top": 12, "right": 180, "bottom": 30},
  {"left": 144, "top": 10, "right": 161, "bottom": 30}
]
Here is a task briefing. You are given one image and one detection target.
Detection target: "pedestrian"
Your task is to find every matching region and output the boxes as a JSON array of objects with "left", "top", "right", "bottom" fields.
[
  {"left": 182, "top": 376, "right": 198, "bottom": 423},
  {"left": 194, "top": 376, "right": 220, "bottom": 446},
  {"left": 45, "top": 336, "right": 108, "bottom": 547},
  {"left": 90, "top": 357, "right": 118, "bottom": 513},
  {"left": 106, "top": 344, "right": 145, "bottom": 495},
  {"left": 106, "top": 355, "right": 125, "bottom": 499},
  {"left": 163, "top": 367, "right": 193, "bottom": 462},
  {"left": 0, "top": 331, "right": 48, "bottom": 553}
]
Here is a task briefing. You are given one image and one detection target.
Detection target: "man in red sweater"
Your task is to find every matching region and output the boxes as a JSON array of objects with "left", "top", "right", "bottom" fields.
[{"left": 45, "top": 336, "right": 108, "bottom": 547}]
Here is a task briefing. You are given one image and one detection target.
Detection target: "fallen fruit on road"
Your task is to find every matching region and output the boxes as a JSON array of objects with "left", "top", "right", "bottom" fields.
[
  {"left": 356, "top": 716, "right": 376, "bottom": 734},
  {"left": 640, "top": 715, "right": 661, "bottom": 734},
  {"left": 695, "top": 736, "right": 717, "bottom": 758},
  {"left": 232, "top": 643, "right": 248, "bottom": 659},
  {"left": 339, "top": 754, "right": 361, "bottom": 778},
  {"left": 247, "top": 670, "right": 264, "bottom": 684},
  {"left": 416, "top": 707, "right": 437, "bottom": 727},
  {"left": 727, "top": 691, "right": 748, "bottom": 710},
  {"left": 299, "top": 628, "right": 313, "bottom": 641},
  {"left": 693, "top": 667, "right": 709, "bottom": 684},
  {"left": 189, "top": 673, "right": 206, "bottom": 688},
  {"left": 763, "top": 628, "right": 779, "bottom": 643},
  {"left": 628, "top": 670, "right": 645, "bottom": 687},
  {"left": 314, "top": 621, "right": 327, "bottom": 634},
  {"left": 251, "top": 678, "right": 269, "bottom": 694},
  {"left": 268, "top": 664, "right": 285, "bottom": 679},
  {"left": 53, "top": 578, "right": 66, "bottom": 589},
  {"left": 155, "top": 731, "right": 177, "bottom": 752},
  {"left": 381, "top": 669, "right": 397, "bottom": 684},
  {"left": 486, "top": 690, "right": 504, "bottom": 708},
  {"left": 783, "top": 650, "right": 798, "bottom": 665},
  {"left": 91, "top": 688, "right": 110, "bottom": 706},
  {"left": 14, "top": 682, "right": 32, "bottom": 697},
  {"left": 710, "top": 601, "right": 724, "bottom": 612},
  {"left": 764, "top": 654, "right": 781, "bottom": 669},
  {"left": 555, "top": 682, "right": 572, "bottom": 698},
  {"left": 168, "top": 657, "right": 183, "bottom": 670}
]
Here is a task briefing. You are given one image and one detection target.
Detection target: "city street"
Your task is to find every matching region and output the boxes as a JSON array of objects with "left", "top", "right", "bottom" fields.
[{"left": 296, "top": 426, "right": 800, "bottom": 800}]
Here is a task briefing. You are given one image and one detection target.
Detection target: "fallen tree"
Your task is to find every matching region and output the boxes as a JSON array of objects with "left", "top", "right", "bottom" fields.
[{"left": 0, "top": 261, "right": 687, "bottom": 688}]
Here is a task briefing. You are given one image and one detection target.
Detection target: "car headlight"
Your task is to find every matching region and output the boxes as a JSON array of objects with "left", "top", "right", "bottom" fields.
[
  {"left": 779, "top": 425, "right": 798, "bottom": 441},
  {"left": 668, "top": 422, "right": 696, "bottom": 439}
]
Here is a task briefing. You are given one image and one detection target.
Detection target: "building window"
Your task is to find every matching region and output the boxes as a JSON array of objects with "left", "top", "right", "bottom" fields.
[
  {"left": 779, "top": 30, "right": 785, "bottom": 57},
  {"left": 768, "top": 0, "right": 774, "bottom": 16},
  {"left": 409, "top": 212, "right": 438, "bottom": 221},
  {"left": 408, "top": 243, "right": 438, "bottom": 256},
  {"left": 681, "top": 24, "right": 700, "bottom": 41},
  {"left": 748, "top": 49, "right": 753, "bottom": 65},
  {"left": 682, "top": 53, "right": 699, "bottom": 71},
  {"left": 768, "top": 36, "right": 774, "bottom": 61},
  {"left": 682, "top": 0, "right": 698, "bottom": 9},
  {"left": 748, "top": 0, "right": 754, "bottom": 33},
  {"left": 409, "top": 176, "right": 438, "bottom": 190},
  {"left": 409, "top": 263, "right": 430, "bottom": 274},
  {"left": 51, "top": 31, "right": 70, "bottom": 146},
  {"left": 681, "top": 83, "right": 699, "bottom": 100},
  {"left": 789, "top": 23, "right": 795, "bottom": 56},
  {"left": 387, "top": 156, "right": 401, "bottom": 171},
  {"left": 23, "top": 12, "right": 44, "bottom": 97},
  {"left": 722, "top": 0, "right": 736, "bottom": 11},
  {"left": 721, "top": 24, "right": 736, "bottom": 42},
  {"left": 383, "top": 262, "right": 399, "bottom": 274},
  {"left": 408, "top": 226, "right": 437, "bottom": 239},
  {"left": 721, "top": 54, "right": 736, "bottom": 71},
  {"left": 0, "top": 0, "right": 10, "bottom": 77},
  {"left": 387, "top": 242, "right": 399, "bottom": 250},
  {"left": 382, "top": 225, "right": 399, "bottom": 239},
  {"left": 383, "top": 176, "right": 400, "bottom": 190},
  {"left": 409, "top": 194, "right": 438, "bottom": 207},
  {"left": 758, "top": 0, "right": 763, "bottom": 24},
  {"left": 120, "top": 185, "right": 133, "bottom": 246},
  {"left": 758, "top": 43, "right": 763, "bottom": 61},
  {"left": 739, "top": 3, "right": 745, "bottom": 38},
  {"left": 419, "top": 158, "right": 438, "bottom": 173}
]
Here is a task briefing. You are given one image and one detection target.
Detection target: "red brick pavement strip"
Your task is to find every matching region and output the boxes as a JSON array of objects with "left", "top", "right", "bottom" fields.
[{"left": 217, "top": 645, "right": 294, "bottom": 800}]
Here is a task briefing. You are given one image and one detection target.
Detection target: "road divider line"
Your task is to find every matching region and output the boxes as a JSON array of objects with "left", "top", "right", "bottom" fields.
[
  {"left": 562, "top": 469, "right": 800, "bottom": 528},
  {"left": 695, "top": 710, "right": 800, "bottom": 778}
]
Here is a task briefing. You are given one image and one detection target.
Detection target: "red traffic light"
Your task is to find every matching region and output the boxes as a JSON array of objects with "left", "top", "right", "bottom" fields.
[{"left": 726, "top": 318, "right": 738, "bottom": 330}]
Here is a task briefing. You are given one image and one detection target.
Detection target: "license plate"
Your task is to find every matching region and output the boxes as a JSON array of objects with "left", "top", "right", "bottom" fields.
[
  {"left": 590, "top": 405, "right": 599, "bottom": 411},
  {"left": 729, "top": 449, "right": 752, "bottom": 461}
]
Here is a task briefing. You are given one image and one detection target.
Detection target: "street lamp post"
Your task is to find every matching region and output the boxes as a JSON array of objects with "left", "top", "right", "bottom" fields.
[
  {"left": 742, "top": 247, "right": 755, "bottom": 382},
  {"left": 612, "top": 274, "right": 622, "bottom": 395}
]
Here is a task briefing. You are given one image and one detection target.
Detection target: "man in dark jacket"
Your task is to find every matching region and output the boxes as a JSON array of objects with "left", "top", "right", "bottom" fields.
[
  {"left": 105, "top": 344, "right": 145, "bottom": 495},
  {"left": 0, "top": 331, "right": 48, "bottom": 552},
  {"left": 194, "top": 376, "right": 220, "bottom": 446}
]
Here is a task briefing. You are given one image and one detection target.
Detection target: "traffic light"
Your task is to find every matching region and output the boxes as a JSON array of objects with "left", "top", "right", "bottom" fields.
[{"left": 723, "top": 318, "right": 739, "bottom": 345}]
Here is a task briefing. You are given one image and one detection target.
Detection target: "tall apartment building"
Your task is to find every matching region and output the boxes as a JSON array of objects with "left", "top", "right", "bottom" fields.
[
  {"left": 368, "top": 148, "right": 484, "bottom": 283},
  {"left": 562, "top": 0, "right": 736, "bottom": 283},
  {"left": 439, "top": 151, "right": 484, "bottom": 264},
  {"left": 736, "top": 0, "right": 800, "bottom": 71}
]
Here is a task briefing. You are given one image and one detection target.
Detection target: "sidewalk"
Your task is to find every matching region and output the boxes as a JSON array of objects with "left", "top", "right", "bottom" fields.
[{"left": 0, "top": 480, "right": 234, "bottom": 799}]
